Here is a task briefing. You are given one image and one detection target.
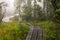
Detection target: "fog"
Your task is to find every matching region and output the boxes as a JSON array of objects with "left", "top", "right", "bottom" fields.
[
  {"left": 0, "top": 0, "right": 14, "bottom": 17},
  {"left": 0, "top": 0, "right": 44, "bottom": 22},
  {"left": 0, "top": 0, "right": 15, "bottom": 22}
]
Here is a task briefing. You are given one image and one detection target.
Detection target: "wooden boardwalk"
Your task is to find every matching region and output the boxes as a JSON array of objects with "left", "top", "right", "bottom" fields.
[{"left": 26, "top": 23, "right": 44, "bottom": 40}]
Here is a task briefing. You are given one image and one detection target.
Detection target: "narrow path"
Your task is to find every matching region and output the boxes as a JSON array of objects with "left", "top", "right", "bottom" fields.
[{"left": 26, "top": 23, "right": 44, "bottom": 40}]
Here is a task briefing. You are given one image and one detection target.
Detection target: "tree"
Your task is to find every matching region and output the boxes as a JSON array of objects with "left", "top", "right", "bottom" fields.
[
  {"left": 51, "top": 0, "right": 60, "bottom": 40},
  {"left": 23, "top": 0, "right": 44, "bottom": 21},
  {"left": 22, "top": 0, "right": 34, "bottom": 21},
  {"left": 0, "top": 2, "right": 7, "bottom": 23},
  {"left": 51, "top": 0, "right": 60, "bottom": 23},
  {"left": 0, "top": 4, "right": 2, "bottom": 23},
  {"left": 14, "top": 0, "right": 24, "bottom": 24},
  {"left": 55, "top": 0, "right": 60, "bottom": 23},
  {"left": 43, "top": 0, "right": 54, "bottom": 21}
]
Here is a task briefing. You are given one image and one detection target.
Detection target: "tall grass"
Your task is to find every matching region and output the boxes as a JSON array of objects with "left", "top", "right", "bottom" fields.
[{"left": 0, "top": 22, "right": 29, "bottom": 40}]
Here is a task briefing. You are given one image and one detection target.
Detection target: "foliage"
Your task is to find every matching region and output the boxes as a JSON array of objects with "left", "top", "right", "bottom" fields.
[
  {"left": 0, "top": 22, "right": 29, "bottom": 40},
  {"left": 51, "top": 0, "right": 60, "bottom": 40},
  {"left": 29, "top": 21, "right": 56, "bottom": 40},
  {"left": 54, "top": 4, "right": 60, "bottom": 23}
]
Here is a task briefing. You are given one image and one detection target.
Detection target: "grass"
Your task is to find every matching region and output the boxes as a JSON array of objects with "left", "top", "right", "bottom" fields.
[{"left": 0, "top": 22, "right": 29, "bottom": 40}]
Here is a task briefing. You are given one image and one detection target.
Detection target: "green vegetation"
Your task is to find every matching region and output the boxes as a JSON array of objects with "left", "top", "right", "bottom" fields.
[
  {"left": 29, "top": 21, "right": 56, "bottom": 40},
  {"left": 36, "top": 21, "right": 56, "bottom": 40},
  {"left": 0, "top": 21, "right": 57, "bottom": 40},
  {"left": 0, "top": 0, "right": 60, "bottom": 40},
  {"left": 0, "top": 22, "right": 29, "bottom": 40},
  {"left": 52, "top": 0, "right": 60, "bottom": 40}
]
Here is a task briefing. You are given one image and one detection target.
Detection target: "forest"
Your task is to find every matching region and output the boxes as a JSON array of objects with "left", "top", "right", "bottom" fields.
[{"left": 0, "top": 0, "right": 60, "bottom": 40}]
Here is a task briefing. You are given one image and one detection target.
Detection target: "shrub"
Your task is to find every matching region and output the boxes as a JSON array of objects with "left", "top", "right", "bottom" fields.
[{"left": 0, "top": 22, "right": 29, "bottom": 40}]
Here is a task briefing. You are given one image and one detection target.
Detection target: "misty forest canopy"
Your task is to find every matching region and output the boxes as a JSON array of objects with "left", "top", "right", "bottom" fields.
[
  {"left": 14, "top": 0, "right": 60, "bottom": 23},
  {"left": 0, "top": 0, "right": 60, "bottom": 23},
  {"left": 14, "top": 0, "right": 54, "bottom": 22},
  {"left": 0, "top": 0, "right": 56, "bottom": 22}
]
